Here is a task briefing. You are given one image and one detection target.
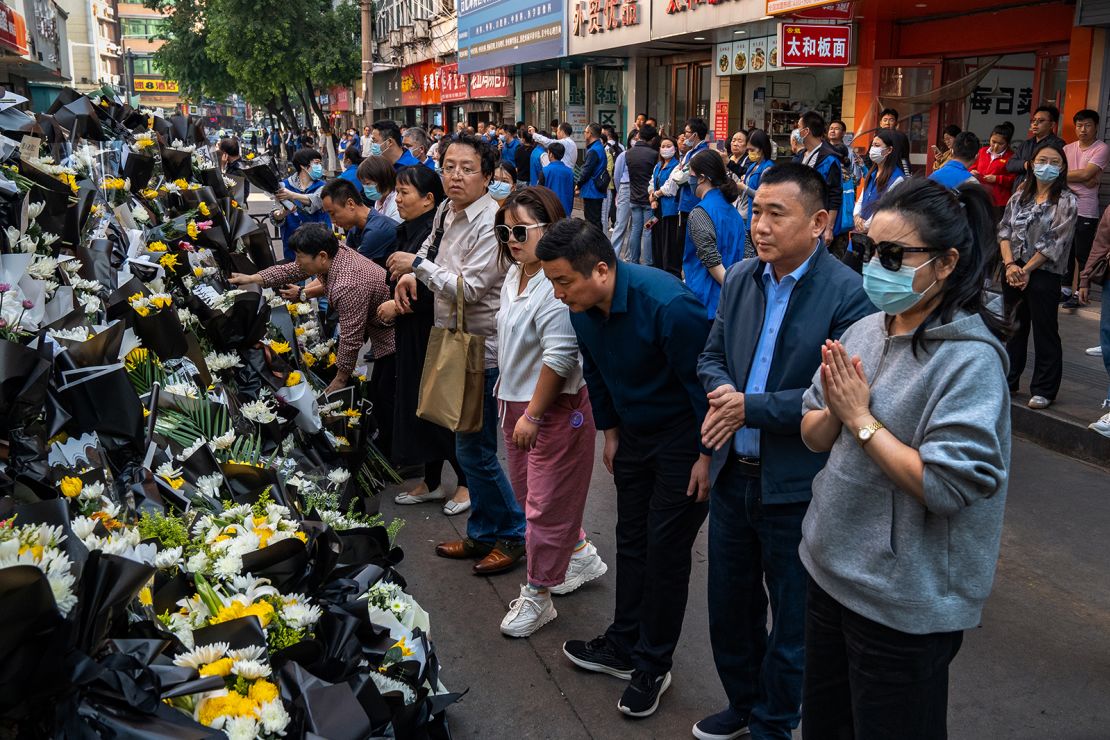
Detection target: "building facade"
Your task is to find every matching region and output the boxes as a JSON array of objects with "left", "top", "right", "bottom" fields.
[
  {"left": 57, "top": 0, "right": 121, "bottom": 95},
  {"left": 118, "top": 1, "right": 179, "bottom": 112},
  {"left": 0, "top": 0, "right": 72, "bottom": 110}
]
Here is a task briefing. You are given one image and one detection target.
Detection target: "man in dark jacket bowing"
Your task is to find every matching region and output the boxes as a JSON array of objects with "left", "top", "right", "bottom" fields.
[{"left": 693, "top": 163, "right": 874, "bottom": 740}]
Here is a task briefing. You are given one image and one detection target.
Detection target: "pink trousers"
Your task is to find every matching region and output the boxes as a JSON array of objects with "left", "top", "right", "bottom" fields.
[{"left": 501, "top": 386, "right": 596, "bottom": 587}]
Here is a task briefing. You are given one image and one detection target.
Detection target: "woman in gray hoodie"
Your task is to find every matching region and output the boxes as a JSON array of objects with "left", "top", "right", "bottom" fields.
[{"left": 798, "top": 179, "right": 1011, "bottom": 739}]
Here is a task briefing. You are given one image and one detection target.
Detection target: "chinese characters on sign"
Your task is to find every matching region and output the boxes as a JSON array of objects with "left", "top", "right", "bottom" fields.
[
  {"left": 971, "top": 86, "right": 1032, "bottom": 117},
  {"left": 791, "top": 1, "right": 853, "bottom": 20},
  {"left": 439, "top": 63, "right": 469, "bottom": 103},
  {"left": 0, "top": 1, "right": 28, "bottom": 56},
  {"left": 766, "top": 0, "right": 841, "bottom": 16},
  {"left": 134, "top": 78, "right": 180, "bottom": 93},
  {"left": 401, "top": 61, "right": 442, "bottom": 106},
  {"left": 666, "top": 0, "right": 733, "bottom": 13},
  {"left": 458, "top": 0, "right": 565, "bottom": 73},
  {"left": 571, "top": 0, "right": 639, "bottom": 36},
  {"left": 470, "top": 67, "right": 513, "bottom": 98},
  {"left": 778, "top": 23, "right": 850, "bottom": 67}
]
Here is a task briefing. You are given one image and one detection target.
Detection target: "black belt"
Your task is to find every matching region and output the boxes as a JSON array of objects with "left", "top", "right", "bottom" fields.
[{"left": 732, "top": 455, "right": 761, "bottom": 477}]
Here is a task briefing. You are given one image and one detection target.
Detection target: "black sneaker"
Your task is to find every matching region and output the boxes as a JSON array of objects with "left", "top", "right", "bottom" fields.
[
  {"left": 618, "top": 669, "right": 672, "bottom": 718},
  {"left": 692, "top": 706, "right": 751, "bottom": 739},
  {"left": 562, "top": 635, "right": 634, "bottom": 679},
  {"left": 1062, "top": 294, "right": 1080, "bottom": 310}
]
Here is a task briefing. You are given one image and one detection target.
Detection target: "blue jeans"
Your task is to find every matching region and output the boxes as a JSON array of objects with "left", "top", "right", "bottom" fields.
[
  {"left": 611, "top": 183, "right": 632, "bottom": 259},
  {"left": 627, "top": 203, "right": 654, "bottom": 265},
  {"left": 1102, "top": 284, "right": 1110, "bottom": 403},
  {"left": 456, "top": 368, "right": 526, "bottom": 544},
  {"left": 708, "top": 464, "right": 807, "bottom": 739}
]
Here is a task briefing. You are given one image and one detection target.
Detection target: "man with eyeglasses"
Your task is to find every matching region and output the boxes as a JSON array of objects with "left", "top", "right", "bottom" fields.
[
  {"left": 1007, "top": 105, "right": 1065, "bottom": 193},
  {"left": 387, "top": 134, "right": 527, "bottom": 575}
]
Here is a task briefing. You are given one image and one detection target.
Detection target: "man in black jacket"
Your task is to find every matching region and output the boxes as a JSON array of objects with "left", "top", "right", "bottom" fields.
[
  {"left": 576, "top": 123, "right": 609, "bottom": 231},
  {"left": 792, "top": 111, "right": 843, "bottom": 248},
  {"left": 625, "top": 124, "right": 660, "bottom": 266},
  {"left": 1006, "top": 104, "right": 1065, "bottom": 192}
]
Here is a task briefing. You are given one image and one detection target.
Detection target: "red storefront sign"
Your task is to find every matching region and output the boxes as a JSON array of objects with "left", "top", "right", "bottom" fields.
[
  {"left": 439, "top": 63, "right": 469, "bottom": 103},
  {"left": 469, "top": 67, "right": 512, "bottom": 99},
  {"left": 665, "top": 0, "right": 733, "bottom": 14},
  {"left": 0, "top": 1, "right": 28, "bottom": 56},
  {"left": 778, "top": 23, "right": 851, "bottom": 67},
  {"left": 792, "top": 1, "right": 852, "bottom": 20},
  {"left": 401, "top": 61, "right": 441, "bottom": 107},
  {"left": 713, "top": 100, "right": 729, "bottom": 141}
]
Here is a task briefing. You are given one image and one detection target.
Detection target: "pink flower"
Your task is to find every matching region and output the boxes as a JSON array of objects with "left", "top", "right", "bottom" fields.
[
  {"left": 21, "top": 299, "right": 33, "bottom": 309},
  {"left": 0, "top": 318, "right": 7, "bottom": 328},
  {"left": 196, "top": 220, "right": 213, "bottom": 231},
  {"left": 178, "top": 240, "right": 195, "bottom": 252},
  {"left": 0, "top": 283, "right": 10, "bottom": 292}
]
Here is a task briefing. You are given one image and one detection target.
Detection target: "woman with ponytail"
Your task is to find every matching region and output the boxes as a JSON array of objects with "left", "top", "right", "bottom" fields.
[
  {"left": 683, "top": 149, "right": 745, "bottom": 321},
  {"left": 799, "top": 178, "right": 1012, "bottom": 740}
]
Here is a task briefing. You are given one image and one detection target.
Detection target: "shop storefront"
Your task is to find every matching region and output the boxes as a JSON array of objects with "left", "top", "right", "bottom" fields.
[
  {"left": 400, "top": 60, "right": 442, "bottom": 128},
  {"left": 370, "top": 70, "right": 402, "bottom": 122},
  {"left": 842, "top": 0, "right": 1097, "bottom": 171}
]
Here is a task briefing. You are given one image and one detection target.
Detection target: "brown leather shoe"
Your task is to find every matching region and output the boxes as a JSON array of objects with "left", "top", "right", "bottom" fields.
[
  {"left": 472, "top": 539, "right": 526, "bottom": 575},
  {"left": 435, "top": 537, "right": 494, "bottom": 560}
]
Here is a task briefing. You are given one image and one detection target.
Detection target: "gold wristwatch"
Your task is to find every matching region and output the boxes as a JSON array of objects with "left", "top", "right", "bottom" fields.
[{"left": 856, "top": 419, "right": 884, "bottom": 446}]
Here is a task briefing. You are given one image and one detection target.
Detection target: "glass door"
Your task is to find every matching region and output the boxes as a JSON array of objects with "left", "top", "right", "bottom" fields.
[
  {"left": 672, "top": 65, "right": 689, "bottom": 136},
  {"left": 877, "top": 60, "right": 942, "bottom": 174}
]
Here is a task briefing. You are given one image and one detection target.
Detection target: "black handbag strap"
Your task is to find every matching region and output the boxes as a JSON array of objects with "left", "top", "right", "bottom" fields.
[{"left": 427, "top": 205, "right": 449, "bottom": 263}]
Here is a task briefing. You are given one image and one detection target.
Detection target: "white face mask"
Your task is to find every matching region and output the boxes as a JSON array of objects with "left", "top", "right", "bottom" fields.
[
  {"left": 869, "top": 145, "right": 889, "bottom": 164},
  {"left": 660, "top": 146, "right": 675, "bottom": 159}
]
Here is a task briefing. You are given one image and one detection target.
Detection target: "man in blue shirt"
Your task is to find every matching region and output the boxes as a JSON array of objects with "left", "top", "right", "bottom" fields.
[
  {"left": 539, "top": 142, "right": 575, "bottom": 217},
  {"left": 929, "top": 131, "right": 980, "bottom": 189},
  {"left": 693, "top": 163, "right": 874, "bottom": 740},
  {"left": 537, "top": 219, "right": 711, "bottom": 720},
  {"left": 576, "top": 123, "right": 609, "bottom": 232},
  {"left": 320, "top": 178, "right": 397, "bottom": 269},
  {"left": 498, "top": 123, "right": 520, "bottom": 167}
]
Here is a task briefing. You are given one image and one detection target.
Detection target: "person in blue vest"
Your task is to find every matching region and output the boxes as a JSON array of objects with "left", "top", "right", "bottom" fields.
[
  {"left": 649, "top": 136, "right": 681, "bottom": 274},
  {"left": 739, "top": 130, "right": 775, "bottom": 244},
  {"left": 684, "top": 150, "right": 745, "bottom": 322},
  {"left": 529, "top": 131, "right": 549, "bottom": 187},
  {"left": 540, "top": 141, "right": 575, "bottom": 218},
  {"left": 576, "top": 123, "right": 609, "bottom": 231},
  {"left": 338, "top": 145, "right": 363, "bottom": 189},
  {"left": 498, "top": 123, "right": 520, "bottom": 167},
  {"left": 853, "top": 129, "right": 907, "bottom": 236},
  {"left": 929, "top": 131, "right": 980, "bottom": 189},
  {"left": 793, "top": 111, "right": 844, "bottom": 248},
  {"left": 276, "top": 148, "right": 331, "bottom": 261},
  {"left": 676, "top": 117, "right": 710, "bottom": 254}
]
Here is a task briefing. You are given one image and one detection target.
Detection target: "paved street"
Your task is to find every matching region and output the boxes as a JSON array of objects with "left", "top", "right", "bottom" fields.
[{"left": 383, "top": 436, "right": 1110, "bottom": 740}]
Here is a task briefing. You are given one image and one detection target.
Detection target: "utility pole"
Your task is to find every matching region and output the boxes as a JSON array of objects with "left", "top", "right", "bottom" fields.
[{"left": 361, "top": 0, "right": 373, "bottom": 129}]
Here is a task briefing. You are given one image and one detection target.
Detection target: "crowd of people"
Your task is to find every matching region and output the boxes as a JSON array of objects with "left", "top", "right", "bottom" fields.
[{"left": 219, "top": 100, "right": 1110, "bottom": 737}]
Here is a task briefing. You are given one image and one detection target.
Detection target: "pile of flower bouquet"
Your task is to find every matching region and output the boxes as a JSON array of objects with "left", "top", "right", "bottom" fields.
[{"left": 0, "top": 86, "right": 458, "bottom": 738}]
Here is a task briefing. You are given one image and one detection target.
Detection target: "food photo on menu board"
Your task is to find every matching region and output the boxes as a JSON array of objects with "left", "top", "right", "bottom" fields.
[
  {"left": 751, "top": 41, "right": 766, "bottom": 71},
  {"left": 719, "top": 49, "right": 730, "bottom": 73}
]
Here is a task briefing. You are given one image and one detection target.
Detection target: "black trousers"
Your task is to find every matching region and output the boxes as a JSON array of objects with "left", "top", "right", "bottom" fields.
[
  {"left": 1064, "top": 215, "right": 1099, "bottom": 286},
  {"left": 369, "top": 353, "right": 396, "bottom": 460},
  {"left": 802, "top": 577, "right": 963, "bottom": 740},
  {"left": 604, "top": 417, "right": 708, "bottom": 676},
  {"left": 1004, "top": 268, "right": 1063, "bottom": 399},
  {"left": 582, "top": 197, "right": 604, "bottom": 232},
  {"left": 651, "top": 214, "right": 683, "bottom": 277}
]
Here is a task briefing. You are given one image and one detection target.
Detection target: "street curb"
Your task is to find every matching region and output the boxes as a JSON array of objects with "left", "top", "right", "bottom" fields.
[{"left": 1010, "top": 402, "right": 1110, "bottom": 470}]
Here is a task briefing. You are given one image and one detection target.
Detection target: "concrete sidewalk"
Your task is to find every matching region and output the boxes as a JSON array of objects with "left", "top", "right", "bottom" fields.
[
  {"left": 1007, "top": 284, "right": 1110, "bottom": 467},
  {"left": 384, "top": 435, "right": 1110, "bottom": 740}
]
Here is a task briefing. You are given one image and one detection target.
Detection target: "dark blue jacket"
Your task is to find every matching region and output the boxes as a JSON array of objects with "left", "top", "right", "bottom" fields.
[
  {"left": 541, "top": 160, "right": 575, "bottom": 218},
  {"left": 578, "top": 140, "right": 608, "bottom": 200},
  {"left": 678, "top": 140, "right": 709, "bottom": 213},
  {"left": 529, "top": 146, "right": 545, "bottom": 186},
  {"left": 571, "top": 262, "right": 710, "bottom": 448},
  {"left": 697, "top": 246, "right": 875, "bottom": 501},
  {"left": 347, "top": 209, "right": 398, "bottom": 269}
]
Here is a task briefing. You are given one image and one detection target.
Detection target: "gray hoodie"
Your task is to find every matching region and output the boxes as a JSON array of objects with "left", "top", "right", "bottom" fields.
[{"left": 800, "top": 310, "right": 1011, "bottom": 634}]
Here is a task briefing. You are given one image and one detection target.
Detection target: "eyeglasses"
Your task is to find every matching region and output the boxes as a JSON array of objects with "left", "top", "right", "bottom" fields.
[
  {"left": 495, "top": 223, "right": 548, "bottom": 244},
  {"left": 852, "top": 234, "right": 939, "bottom": 271},
  {"left": 441, "top": 165, "right": 481, "bottom": 178}
]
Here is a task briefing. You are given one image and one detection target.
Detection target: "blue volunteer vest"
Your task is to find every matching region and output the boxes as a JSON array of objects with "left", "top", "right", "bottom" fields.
[{"left": 683, "top": 187, "right": 745, "bottom": 320}]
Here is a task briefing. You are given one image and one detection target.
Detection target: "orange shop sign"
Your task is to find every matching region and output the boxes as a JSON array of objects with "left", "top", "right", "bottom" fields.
[
  {"left": 401, "top": 61, "right": 442, "bottom": 107},
  {"left": 134, "top": 78, "right": 180, "bottom": 93},
  {"left": 766, "top": 0, "right": 842, "bottom": 16},
  {"left": 0, "top": 1, "right": 29, "bottom": 56}
]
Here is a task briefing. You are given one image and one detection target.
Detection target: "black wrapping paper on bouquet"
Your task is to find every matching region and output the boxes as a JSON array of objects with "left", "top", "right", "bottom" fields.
[
  {"left": 245, "top": 226, "right": 276, "bottom": 270},
  {"left": 197, "top": 167, "right": 229, "bottom": 199},
  {"left": 132, "top": 306, "right": 188, "bottom": 361},
  {"left": 51, "top": 318, "right": 125, "bottom": 369},
  {"left": 159, "top": 145, "right": 194, "bottom": 183},
  {"left": 66, "top": 184, "right": 97, "bottom": 251},
  {"left": 34, "top": 112, "right": 72, "bottom": 162},
  {"left": 55, "top": 366, "right": 145, "bottom": 452},
  {"left": 220, "top": 462, "right": 289, "bottom": 507},
  {"left": 226, "top": 174, "right": 247, "bottom": 204},
  {"left": 239, "top": 538, "right": 309, "bottom": 593},
  {"left": 71, "top": 550, "right": 156, "bottom": 654},
  {"left": 121, "top": 149, "right": 155, "bottom": 194},
  {"left": 4, "top": 429, "right": 54, "bottom": 499},
  {"left": 48, "top": 92, "right": 108, "bottom": 143},
  {"left": 191, "top": 614, "right": 267, "bottom": 653},
  {"left": 18, "top": 161, "right": 74, "bottom": 241},
  {"left": 238, "top": 157, "right": 284, "bottom": 196},
  {"left": 0, "top": 106, "right": 39, "bottom": 138},
  {"left": 203, "top": 288, "right": 271, "bottom": 352},
  {"left": 43, "top": 305, "right": 89, "bottom": 333},
  {"left": 167, "top": 115, "right": 206, "bottom": 147},
  {"left": 77, "top": 236, "right": 122, "bottom": 292},
  {"left": 106, "top": 276, "right": 146, "bottom": 320},
  {"left": 277, "top": 662, "right": 373, "bottom": 740},
  {"left": 0, "top": 338, "right": 51, "bottom": 434}
]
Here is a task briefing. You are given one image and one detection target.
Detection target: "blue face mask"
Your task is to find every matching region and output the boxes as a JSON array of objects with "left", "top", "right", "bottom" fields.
[
  {"left": 499, "top": 134, "right": 507, "bottom": 143},
  {"left": 488, "top": 181, "right": 512, "bottom": 200},
  {"left": 1033, "top": 163, "right": 1061, "bottom": 182},
  {"left": 309, "top": 163, "right": 324, "bottom": 180},
  {"left": 369, "top": 142, "right": 382, "bottom": 156},
  {"left": 363, "top": 184, "right": 381, "bottom": 201},
  {"left": 863, "top": 256, "right": 937, "bottom": 315}
]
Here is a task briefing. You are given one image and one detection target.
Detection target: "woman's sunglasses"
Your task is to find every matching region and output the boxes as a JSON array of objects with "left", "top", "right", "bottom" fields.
[
  {"left": 494, "top": 223, "right": 547, "bottom": 244},
  {"left": 852, "top": 234, "right": 938, "bottom": 271}
]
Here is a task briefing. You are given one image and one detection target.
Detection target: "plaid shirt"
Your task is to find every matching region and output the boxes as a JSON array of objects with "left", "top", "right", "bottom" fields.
[{"left": 256, "top": 246, "right": 394, "bottom": 373}]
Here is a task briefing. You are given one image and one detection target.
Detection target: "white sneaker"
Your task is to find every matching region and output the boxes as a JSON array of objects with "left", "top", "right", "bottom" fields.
[
  {"left": 1089, "top": 411, "right": 1110, "bottom": 439},
  {"left": 1086, "top": 346, "right": 1103, "bottom": 357},
  {"left": 500, "top": 585, "right": 557, "bottom": 637},
  {"left": 550, "top": 542, "right": 608, "bottom": 595}
]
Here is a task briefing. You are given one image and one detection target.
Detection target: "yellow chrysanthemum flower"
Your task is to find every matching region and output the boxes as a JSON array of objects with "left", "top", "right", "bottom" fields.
[
  {"left": 159, "top": 253, "right": 179, "bottom": 270},
  {"left": 193, "top": 267, "right": 203, "bottom": 277},
  {"left": 60, "top": 476, "right": 83, "bottom": 498},
  {"left": 186, "top": 221, "right": 199, "bottom": 239},
  {"left": 141, "top": 188, "right": 159, "bottom": 200},
  {"left": 138, "top": 586, "right": 153, "bottom": 606},
  {"left": 268, "top": 340, "right": 290, "bottom": 354},
  {"left": 285, "top": 371, "right": 302, "bottom": 387},
  {"left": 198, "top": 657, "right": 234, "bottom": 678},
  {"left": 249, "top": 679, "right": 279, "bottom": 704},
  {"left": 198, "top": 202, "right": 210, "bottom": 216},
  {"left": 133, "top": 305, "right": 151, "bottom": 318},
  {"left": 173, "top": 178, "right": 189, "bottom": 189},
  {"left": 301, "top": 352, "right": 315, "bottom": 367},
  {"left": 327, "top": 352, "right": 337, "bottom": 367},
  {"left": 392, "top": 635, "right": 415, "bottom": 657},
  {"left": 146, "top": 241, "right": 168, "bottom": 252},
  {"left": 150, "top": 295, "right": 172, "bottom": 309}
]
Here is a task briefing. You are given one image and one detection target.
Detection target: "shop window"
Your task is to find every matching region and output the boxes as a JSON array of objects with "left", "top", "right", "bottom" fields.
[
  {"left": 592, "top": 68, "right": 623, "bottom": 136},
  {"left": 121, "top": 18, "right": 167, "bottom": 38},
  {"left": 1037, "top": 54, "right": 1068, "bottom": 111},
  {"left": 131, "top": 57, "right": 156, "bottom": 75}
]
